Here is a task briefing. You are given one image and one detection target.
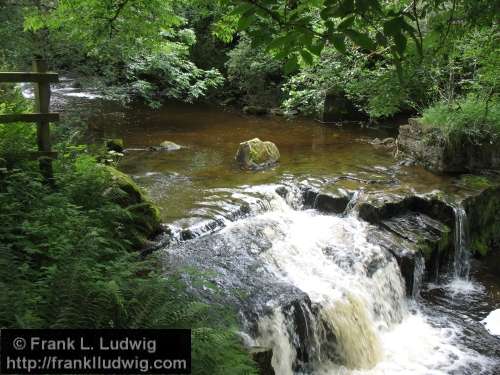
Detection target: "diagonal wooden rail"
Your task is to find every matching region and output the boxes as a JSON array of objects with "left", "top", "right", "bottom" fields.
[{"left": 0, "top": 60, "right": 60, "bottom": 182}]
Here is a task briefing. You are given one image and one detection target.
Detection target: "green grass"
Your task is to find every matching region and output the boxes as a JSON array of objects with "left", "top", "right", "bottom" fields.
[{"left": 421, "top": 95, "right": 500, "bottom": 144}]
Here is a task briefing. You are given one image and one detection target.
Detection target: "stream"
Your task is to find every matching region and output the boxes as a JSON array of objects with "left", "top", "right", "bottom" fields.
[{"left": 25, "top": 79, "right": 500, "bottom": 374}]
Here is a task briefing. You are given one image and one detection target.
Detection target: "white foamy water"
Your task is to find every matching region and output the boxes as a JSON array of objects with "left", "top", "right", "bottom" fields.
[
  {"left": 443, "top": 278, "right": 486, "bottom": 298},
  {"left": 482, "top": 309, "right": 500, "bottom": 336},
  {"left": 317, "top": 311, "right": 495, "bottom": 375},
  {"left": 220, "top": 187, "right": 495, "bottom": 374}
]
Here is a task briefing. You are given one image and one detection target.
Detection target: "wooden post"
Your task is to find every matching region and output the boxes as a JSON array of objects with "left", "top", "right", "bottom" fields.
[{"left": 33, "top": 59, "right": 54, "bottom": 183}]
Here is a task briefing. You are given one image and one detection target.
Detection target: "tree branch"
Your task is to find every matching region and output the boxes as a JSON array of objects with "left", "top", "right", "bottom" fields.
[{"left": 108, "top": 0, "right": 130, "bottom": 37}]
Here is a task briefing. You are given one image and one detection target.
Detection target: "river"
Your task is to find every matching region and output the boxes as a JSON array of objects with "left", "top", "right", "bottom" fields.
[{"left": 26, "top": 78, "right": 500, "bottom": 374}]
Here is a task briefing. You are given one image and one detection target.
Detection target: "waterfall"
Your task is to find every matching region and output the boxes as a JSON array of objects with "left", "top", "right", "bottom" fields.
[
  {"left": 257, "top": 309, "right": 297, "bottom": 375},
  {"left": 247, "top": 191, "right": 408, "bottom": 371},
  {"left": 452, "top": 204, "right": 471, "bottom": 280},
  {"left": 343, "top": 190, "right": 362, "bottom": 216},
  {"left": 412, "top": 255, "right": 425, "bottom": 298},
  {"left": 166, "top": 183, "right": 496, "bottom": 374},
  {"left": 321, "top": 296, "right": 382, "bottom": 369}
]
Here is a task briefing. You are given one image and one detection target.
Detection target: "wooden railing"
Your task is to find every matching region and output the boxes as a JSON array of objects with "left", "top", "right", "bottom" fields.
[{"left": 0, "top": 60, "right": 60, "bottom": 181}]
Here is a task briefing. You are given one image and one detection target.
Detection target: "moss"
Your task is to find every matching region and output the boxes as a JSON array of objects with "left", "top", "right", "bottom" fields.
[
  {"left": 417, "top": 241, "right": 434, "bottom": 260},
  {"left": 236, "top": 138, "right": 280, "bottom": 169},
  {"left": 105, "top": 166, "right": 161, "bottom": 246},
  {"left": 459, "top": 175, "right": 493, "bottom": 191},
  {"left": 415, "top": 226, "right": 451, "bottom": 262},
  {"left": 472, "top": 238, "right": 489, "bottom": 256},
  {"left": 465, "top": 186, "right": 500, "bottom": 256},
  {"left": 437, "top": 227, "right": 452, "bottom": 254}
]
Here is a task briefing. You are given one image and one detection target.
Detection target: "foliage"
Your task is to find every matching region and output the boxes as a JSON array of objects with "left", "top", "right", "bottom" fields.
[
  {"left": 226, "top": 36, "right": 284, "bottom": 107},
  {"left": 0, "top": 85, "right": 36, "bottom": 166},
  {"left": 279, "top": 2, "right": 499, "bottom": 120},
  {"left": 21, "top": 0, "right": 224, "bottom": 107},
  {"left": 123, "top": 39, "right": 224, "bottom": 108},
  {"left": 421, "top": 95, "right": 500, "bottom": 145},
  {"left": 282, "top": 44, "right": 415, "bottom": 118},
  {"left": 217, "top": 0, "right": 425, "bottom": 74}
]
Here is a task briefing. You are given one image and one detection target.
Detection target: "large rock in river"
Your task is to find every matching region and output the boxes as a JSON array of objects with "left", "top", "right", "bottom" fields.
[
  {"left": 235, "top": 138, "right": 280, "bottom": 170},
  {"left": 104, "top": 166, "right": 162, "bottom": 246}
]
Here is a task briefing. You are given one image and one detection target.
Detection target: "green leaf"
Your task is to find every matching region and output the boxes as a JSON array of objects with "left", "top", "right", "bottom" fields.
[
  {"left": 383, "top": 17, "right": 405, "bottom": 36},
  {"left": 300, "top": 49, "right": 314, "bottom": 65},
  {"left": 356, "top": 0, "right": 382, "bottom": 13},
  {"left": 284, "top": 55, "right": 299, "bottom": 74},
  {"left": 229, "top": 3, "right": 254, "bottom": 17},
  {"left": 375, "top": 31, "right": 387, "bottom": 46},
  {"left": 331, "top": 33, "right": 347, "bottom": 53},
  {"left": 309, "top": 39, "right": 326, "bottom": 56},
  {"left": 266, "top": 35, "right": 289, "bottom": 51},
  {"left": 335, "top": 0, "right": 355, "bottom": 18},
  {"left": 337, "top": 16, "right": 355, "bottom": 31},
  {"left": 345, "top": 29, "right": 376, "bottom": 50},
  {"left": 393, "top": 32, "right": 407, "bottom": 55},
  {"left": 237, "top": 13, "right": 256, "bottom": 30}
]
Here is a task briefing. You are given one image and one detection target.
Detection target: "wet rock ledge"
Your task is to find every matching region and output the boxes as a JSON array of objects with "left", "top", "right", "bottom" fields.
[
  {"left": 357, "top": 192, "right": 455, "bottom": 295},
  {"left": 355, "top": 183, "right": 500, "bottom": 296}
]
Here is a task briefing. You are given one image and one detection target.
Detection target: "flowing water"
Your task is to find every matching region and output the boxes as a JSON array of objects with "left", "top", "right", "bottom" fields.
[
  {"left": 453, "top": 205, "right": 471, "bottom": 280},
  {"left": 24, "top": 80, "right": 500, "bottom": 374}
]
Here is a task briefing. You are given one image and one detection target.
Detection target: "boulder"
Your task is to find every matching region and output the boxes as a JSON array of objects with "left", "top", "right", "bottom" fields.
[
  {"left": 397, "top": 118, "right": 500, "bottom": 173},
  {"left": 104, "top": 166, "right": 162, "bottom": 246},
  {"left": 301, "top": 187, "right": 351, "bottom": 214},
  {"left": 243, "top": 106, "right": 269, "bottom": 116},
  {"left": 357, "top": 191, "right": 455, "bottom": 228},
  {"left": 106, "top": 138, "right": 124, "bottom": 153},
  {"left": 149, "top": 141, "right": 182, "bottom": 152},
  {"left": 235, "top": 138, "right": 280, "bottom": 170}
]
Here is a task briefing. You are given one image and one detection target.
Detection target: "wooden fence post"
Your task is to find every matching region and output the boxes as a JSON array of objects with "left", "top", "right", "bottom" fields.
[{"left": 32, "top": 59, "right": 54, "bottom": 183}]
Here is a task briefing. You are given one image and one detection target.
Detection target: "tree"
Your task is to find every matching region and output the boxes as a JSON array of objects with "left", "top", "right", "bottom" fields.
[{"left": 215, "top": 0, "right": 425, "bottom": 73}]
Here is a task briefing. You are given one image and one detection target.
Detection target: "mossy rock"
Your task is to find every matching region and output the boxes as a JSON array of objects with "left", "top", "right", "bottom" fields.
[
  {"left": 235, "top": 138, "right": 280, "bottom": 170},
  {"left": 464, "top": 185, "right": 500, "bottom": 256},
  {"left": 106, "top": 138, "right": 124, "bottom": 153},
  {"left": 104, "top": 166, "right": 161, "bottom": 246}
]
